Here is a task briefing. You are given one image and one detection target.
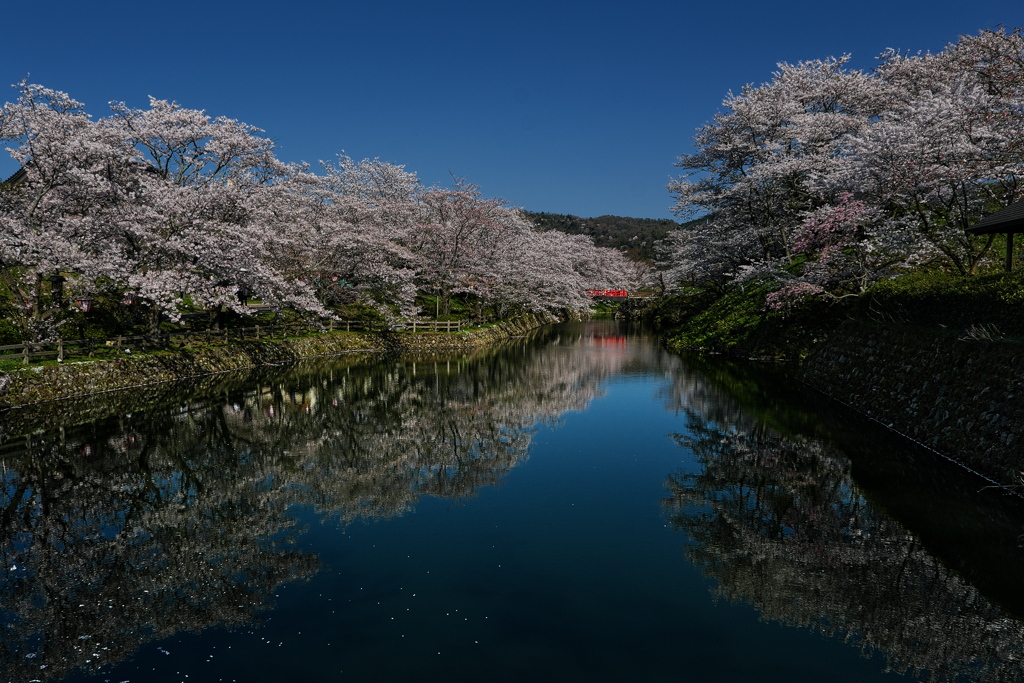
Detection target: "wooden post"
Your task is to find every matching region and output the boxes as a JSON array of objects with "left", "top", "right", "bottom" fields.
[
  {"left": 1007, "top": 231, "right": 1015, "bottom": 272},
  {"left": 346, "top": 321, "right": 350, "bottom": 332},
  {"left": 256, "top": 324, "right": 261, "bottom": 340},
  {"left": 58, "top": 339, "right": 64, "bottom": 362},
  {"left": 22, "top": 344, "right": 29, "bottom": 364}
]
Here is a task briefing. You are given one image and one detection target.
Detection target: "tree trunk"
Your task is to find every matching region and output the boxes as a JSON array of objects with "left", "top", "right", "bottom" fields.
[
  {"left": 209, "top": 305, "right": 226, "bottom": 331},
  {"left": 31, "top": 273, "right": 43, "bottom": 324},
  {"left": 147, "top": 306, "right": 162, "bottom": 336},
  {"left": 441, "top": 285, "right": 451, "bottom": 317}
]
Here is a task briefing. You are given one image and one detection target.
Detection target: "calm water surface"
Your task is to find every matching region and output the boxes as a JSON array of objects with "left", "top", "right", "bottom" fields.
[{"left": 2, "top": 321, "right": 1024, "bottom": 682}]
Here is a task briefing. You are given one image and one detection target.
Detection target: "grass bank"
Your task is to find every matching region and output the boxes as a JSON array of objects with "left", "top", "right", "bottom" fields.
[
  {"left": 657, "top": 270, "right": 1024, "bottom": 361},
  {"left": 0, "top": 313, "right": 557, "bottom": 408}
]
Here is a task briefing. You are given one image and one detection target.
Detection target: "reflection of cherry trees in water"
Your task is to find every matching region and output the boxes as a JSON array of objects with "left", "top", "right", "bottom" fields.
[
  {"left": 664, "top": 399, "right": 1024, "bottom": 682},
  {"left": 0, "top": 426, "right": 319, "bottom": 682},
  {"left": 214, "top": 329, "right": 640, "bottom": 521},
  {"left": 0, "top": 325, "right": 644, "bottom": 682}
]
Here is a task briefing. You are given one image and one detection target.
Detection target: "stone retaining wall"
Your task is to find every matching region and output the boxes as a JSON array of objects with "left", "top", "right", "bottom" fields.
[
  {"left": 795, "top": 321, "right": 1024, "bottom": 486},
  {"left": 0, "top": 313, "right": 556, "bottom": 408}
]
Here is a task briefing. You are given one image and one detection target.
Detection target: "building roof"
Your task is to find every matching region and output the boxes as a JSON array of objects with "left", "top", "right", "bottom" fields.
[
  {"left": 966, "top": 198, "right": 1024, "bottom": 235},
  {"left": 1, "top": 167, "right": 27, "bottom": 186}
]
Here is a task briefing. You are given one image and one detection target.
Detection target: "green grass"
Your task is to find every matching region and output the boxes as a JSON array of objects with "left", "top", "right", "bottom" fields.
[
  {"left": 661, "top": 280, "right": 842, "bottom": 360},
  {"left": 589, "top": 301, "right": 622, "bottom": 318},
  {"left": 853, "top": 270, "right": 1024, "bottom": 339},
  {"left": 657, "top": 269, "right": 1024, "bottom": 359}
]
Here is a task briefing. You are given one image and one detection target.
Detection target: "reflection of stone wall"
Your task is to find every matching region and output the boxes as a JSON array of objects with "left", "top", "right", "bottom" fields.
[
  {"left": 796, "top": 321, "right": 1024, "bottom": 486},
  {"left": 0, "top": 313, "right": 556, "bottom": 408},
  {"left": 665, "top": 417, "right": 1024, "bottom": 683}
]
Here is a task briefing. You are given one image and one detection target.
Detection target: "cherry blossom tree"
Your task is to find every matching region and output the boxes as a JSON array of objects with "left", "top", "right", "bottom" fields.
[
  {"left": 668, "top": 56, "right": 882, "bottom": 272},
  {"left": 103, "top": 97, "right": 330, "bottom": 328},
  {"left": 0, "top": 82, "right": 137, "bottom": 340},
  {"left": 409, "top": 181, "right": 635, "bottom": 318},
  {"left": 656, "top": 216, "right": 762, "bottom": 292},
  {"left": 844, "top": 28, "right": 1024, "bottom": 275},
  {"left": 310, "top": 155, "right": 422, "bottom": 316},
  {"left": 485, "top": 227, "right": 608, "bottom": 316},
  {"left": 408, "top": 178, "right": 511, "bottom": 316},
  {"left": 664, "top": 27, "right": 1024, "bottom": 305},
  {"left": 760, "top": 194, "right": 914, "bottom": 312},
  {"left": 2, "top": 81, "right": 634, "bottom": 340},
  {"left": 0, "top": 85, "right": 335, "bottom": 337}
]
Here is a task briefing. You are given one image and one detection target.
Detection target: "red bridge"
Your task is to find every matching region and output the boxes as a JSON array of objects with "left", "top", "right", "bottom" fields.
[{"left": 586, "top": 289, "right": 628, "bottom": 299}]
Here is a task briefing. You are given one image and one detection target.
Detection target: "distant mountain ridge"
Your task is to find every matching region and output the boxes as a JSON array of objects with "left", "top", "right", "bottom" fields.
[{"left": 522, "top": 211, "right": 681, "bottom": 261}]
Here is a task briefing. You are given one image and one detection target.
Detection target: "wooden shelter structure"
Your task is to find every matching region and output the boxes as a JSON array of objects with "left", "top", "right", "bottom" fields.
[{"left": 965, "top": 198, "right": 1024, "bottom": 271}]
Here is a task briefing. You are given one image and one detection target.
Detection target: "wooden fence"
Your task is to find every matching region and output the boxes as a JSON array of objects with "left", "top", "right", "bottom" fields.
[{"left": 0, "top": 319, "right": 468, "bottom": 365}]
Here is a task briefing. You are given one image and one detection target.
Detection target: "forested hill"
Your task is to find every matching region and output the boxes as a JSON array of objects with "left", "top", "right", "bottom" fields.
[{"left": 522, "top": 211, "right": 680, "bottom": 261}]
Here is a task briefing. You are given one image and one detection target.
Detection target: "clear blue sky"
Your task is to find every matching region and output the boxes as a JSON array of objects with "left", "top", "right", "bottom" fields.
[{"left": 1, "top": 0, "right": 1018, "bottom": 219}]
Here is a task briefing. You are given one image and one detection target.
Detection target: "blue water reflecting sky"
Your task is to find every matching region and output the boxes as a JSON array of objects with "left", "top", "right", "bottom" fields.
[{"left": 13, "top": 323, "right": 1018, "bottom": 682}]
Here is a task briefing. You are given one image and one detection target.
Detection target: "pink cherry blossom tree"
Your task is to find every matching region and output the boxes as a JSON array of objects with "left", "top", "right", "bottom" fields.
[
  {"left": 0, "top": 82, "right": 138, "bottom": 340},
  {"left": 664, "top": 27, "right": 1024, "bottom": 308},
  {"left": 103, "top": 97, "right": 330, "bottom": 329},
  {"left": 2, "top": 81, "right": 636, "bottom": 339},
  {"left": 668, "top": 56, "right": 882, "bottom": 272},
  {"left": 846, "top": 28, "right": 1024, "bottom": 275},
  {"left": 254, "top": 157, "right": 420, "bottom": 319}
]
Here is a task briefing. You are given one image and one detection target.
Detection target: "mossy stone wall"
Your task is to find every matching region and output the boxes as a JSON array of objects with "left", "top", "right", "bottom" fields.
[
  {"left": 0, "top": 314, "right": 555, "bottom": 408},
  {"left": 796, "top": 321, "right": 1024, "bottom": 485}
]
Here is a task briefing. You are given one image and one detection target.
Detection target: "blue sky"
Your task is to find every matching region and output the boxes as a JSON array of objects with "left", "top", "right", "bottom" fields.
[{"left": 1, "top": 0, "right": 1018, "bottom": 219}]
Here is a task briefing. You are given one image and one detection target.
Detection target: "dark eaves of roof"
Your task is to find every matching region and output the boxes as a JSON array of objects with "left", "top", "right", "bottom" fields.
[
  {"left": 966, "top": 198, "right": 1024, "bottom": 234},
  {"left": 1, "top": 167, "right": 27, "bottom": 186}
]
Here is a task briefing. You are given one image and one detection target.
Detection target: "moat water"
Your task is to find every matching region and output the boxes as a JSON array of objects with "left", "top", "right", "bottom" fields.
[{"left": 2, "top": 321, "right": 1023, "bottom": 682}]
